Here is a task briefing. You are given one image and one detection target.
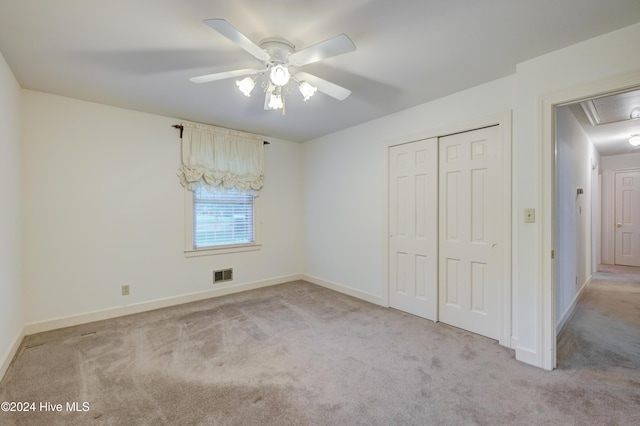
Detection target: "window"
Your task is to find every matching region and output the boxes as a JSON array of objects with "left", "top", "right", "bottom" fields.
[
  {"left": 185, "top": 187, "right": 261, "bottom": 256},
  {"left": 193, "top": 188, "right": 254, "bottom": 248},
  {"left": 177, "top": 121, "right": 264, "bottom": 256}
]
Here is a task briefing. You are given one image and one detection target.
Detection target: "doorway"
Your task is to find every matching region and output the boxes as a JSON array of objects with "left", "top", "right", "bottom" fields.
[{"left": 549, "top": 83, "right": 640, "bottom": 369}]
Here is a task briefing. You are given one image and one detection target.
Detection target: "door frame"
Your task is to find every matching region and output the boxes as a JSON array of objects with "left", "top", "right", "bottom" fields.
[
  {"left": 382, "top": 111, "right": 513, "bottom": 347},
  {"left": 538, "top": 71, "right": 640, "bottom": 370}
]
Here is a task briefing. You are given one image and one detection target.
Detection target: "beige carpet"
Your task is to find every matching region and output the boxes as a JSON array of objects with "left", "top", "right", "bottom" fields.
[
  {"left": 595, "top": 263, "right": 640, "bottom": 282},
  {"left": 1, "top": 280, "right": 639, "bottom": 425}
]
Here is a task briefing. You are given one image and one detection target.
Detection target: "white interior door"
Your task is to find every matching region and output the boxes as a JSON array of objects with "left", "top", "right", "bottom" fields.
[
  {"left": 389, "top": 138, "right": 438, "bottom": 321},
  {"left": 614, "top": 170, "right": 640, "bottom": 267},
  {"left": 438, "top": 126, "right": 502, "bottom": 340}
]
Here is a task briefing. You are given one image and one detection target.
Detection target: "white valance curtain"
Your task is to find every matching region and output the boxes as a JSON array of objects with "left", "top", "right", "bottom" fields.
[{"left": 177, "top": 121, "right": 264, "bottom": 193}]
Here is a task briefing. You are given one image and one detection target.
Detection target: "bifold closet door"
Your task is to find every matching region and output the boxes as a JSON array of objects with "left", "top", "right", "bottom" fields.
[
  {"left": 438, "top": 126, "right": 503, "bottom": 340},
  {"left": 389, "top": 138, "right": 438, "bottom": 321}
]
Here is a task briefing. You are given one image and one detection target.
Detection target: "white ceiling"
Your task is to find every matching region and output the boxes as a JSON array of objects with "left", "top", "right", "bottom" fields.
[{"left": 1, "top": 0, "right": 640, "bottom": 142}]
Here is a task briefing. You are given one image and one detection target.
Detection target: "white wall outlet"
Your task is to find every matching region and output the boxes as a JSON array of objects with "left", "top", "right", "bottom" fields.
[
  {"left": 524, "top": 208, "right": 536, "bottom": 223},
  {"left": 121, "top": 285, "right": 130, "bottom": 296}
]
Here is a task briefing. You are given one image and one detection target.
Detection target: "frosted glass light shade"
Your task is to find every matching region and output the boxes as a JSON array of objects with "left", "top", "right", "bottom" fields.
[
  {"left": 299, "top": 81, "right": 317, "bottom": 101},
  {"left": 629, "top": 135, "right": 640, "bottom": 146},
  {"left": 268, "top": 92, "right": 283, "bottom": 109},
  {"left": 236, "top": 77, "right": 255, "bottom": 97},
  {"left": 270, "top": 65, "right": 290, "bottom": 86}
]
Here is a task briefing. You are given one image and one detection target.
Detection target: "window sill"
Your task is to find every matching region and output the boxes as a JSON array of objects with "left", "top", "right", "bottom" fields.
[{"left": 184, "top": 243, "right": 262, "bottom": 258}]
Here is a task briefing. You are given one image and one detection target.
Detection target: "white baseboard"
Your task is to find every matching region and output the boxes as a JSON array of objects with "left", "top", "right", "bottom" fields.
[
  {"left": 556, "top": 276, "right": 591, "bottom": 336},
  {"left": 302, "top": 274, "right": 385, "bottom": 307},
  {"left": 24, "top": 274, "right": 302, "bottom": 335},
  {"left": 510, "top": 336, "right": 519, "bottom": 350},
  {"left": 515, "top": 346, "right": 541, "bottom": 368},
  {"left": 1, "top": 326, "right": 25, "bottom": 382}
]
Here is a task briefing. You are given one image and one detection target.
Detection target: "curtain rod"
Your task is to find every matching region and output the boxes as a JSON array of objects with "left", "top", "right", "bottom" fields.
[{"left": 172, "top": 124, "right": 269, "bottom": 144}]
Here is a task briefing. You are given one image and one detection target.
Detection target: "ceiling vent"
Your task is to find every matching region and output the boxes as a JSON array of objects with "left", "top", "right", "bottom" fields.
[{"left": 580, "top": 89, "right": 640, "bottom": 126}]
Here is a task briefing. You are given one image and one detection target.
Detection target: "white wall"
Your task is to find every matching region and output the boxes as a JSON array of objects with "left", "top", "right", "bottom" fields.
[
  {"left": 600, "top": 152, "right": 640, "bottom": 264},
  {"left": 0, "top": 52, "right": 24, "bottom": 376},
  {"left": 513, "top": 22, "right": 640, "bottom": 366},
  {"left": 302, "top": 75, "right": 515, "bottom": 301},
  {"left": 555, "top": 106, "right": 599, "bottom": 331},
  {"left": 21, "top": 91, "right": 303, "bottom": 326}
]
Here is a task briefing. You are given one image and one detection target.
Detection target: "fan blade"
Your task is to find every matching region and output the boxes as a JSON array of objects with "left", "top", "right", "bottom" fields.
[
  {"left": 294, "top": 72, "right": 351, "bottom": 101},
  {"left": 189, "top": 68, "right": 264, "bottom": 84},
  {"left": 204, "top": 19, "right": 271, "bottom": 63},
  {"left": 288, "top": 34, "right": 356, "bottom": 67}
]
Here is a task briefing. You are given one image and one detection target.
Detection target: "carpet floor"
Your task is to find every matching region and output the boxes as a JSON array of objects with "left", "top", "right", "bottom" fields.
[{"left": 1, "top": 279, "right": 638, "bottom": 425}]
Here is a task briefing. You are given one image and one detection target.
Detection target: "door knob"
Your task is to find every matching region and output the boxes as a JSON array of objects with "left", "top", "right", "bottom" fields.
[{"left": 617, "top": 223, "right": 622, "bottom": 228}]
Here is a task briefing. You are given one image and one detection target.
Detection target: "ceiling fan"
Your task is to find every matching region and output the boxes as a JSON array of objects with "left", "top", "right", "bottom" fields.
[{"left": 190, "top": 19, "right": 356, "bottom": 112}]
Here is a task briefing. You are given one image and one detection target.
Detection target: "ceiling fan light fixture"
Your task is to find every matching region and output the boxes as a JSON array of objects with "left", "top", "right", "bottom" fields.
[
  {"left": 268, "top": 91, "right": 284, "bottom": 110},
  {"left": 299, "top": 81, "right": 317, "bottom": 101},
  {"left": 629, "top": 134, "right": 640, "bottom": 146},
  {"left": 236, "top": 76, "right": 256, "bottom": 97},
  {"left": 192, "top": 19, "right": 356, "bottom": 112},
  {"left": 270, "top": 65, "right": 290, "bottom": 87}
]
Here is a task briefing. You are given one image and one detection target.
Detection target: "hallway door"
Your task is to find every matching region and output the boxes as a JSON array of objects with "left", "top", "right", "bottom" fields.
[{"left": 615, "top": 170, "right": 640, "bottom": 267}]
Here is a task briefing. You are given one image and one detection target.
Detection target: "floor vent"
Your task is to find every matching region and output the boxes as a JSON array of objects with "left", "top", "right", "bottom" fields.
[{"left": 213, "top": 268, "right": 233, "bottom": 283}]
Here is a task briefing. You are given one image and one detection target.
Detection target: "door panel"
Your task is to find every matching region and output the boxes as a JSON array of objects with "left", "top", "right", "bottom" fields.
[
  {"left": 389, "top": 138, "right": 438, "bottom": 320},
  {"left": 615, "top": 171, "right": 640, "bottom": 266},
  {"left": 438, "top": 126, "right": 502, "bottom": 340}
]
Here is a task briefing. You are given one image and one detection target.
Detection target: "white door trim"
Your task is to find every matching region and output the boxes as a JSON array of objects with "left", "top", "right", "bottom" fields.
[
  {"left": 382, "top": 111, "right": 512, "bottom": 347},
  {"left": 538, "top": 71, "right": 640, "bottom": 370}
]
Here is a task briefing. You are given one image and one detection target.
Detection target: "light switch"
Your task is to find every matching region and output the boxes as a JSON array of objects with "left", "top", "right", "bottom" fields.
[{"left": 524, "top": 208, "right": 535, "bottom": 223}]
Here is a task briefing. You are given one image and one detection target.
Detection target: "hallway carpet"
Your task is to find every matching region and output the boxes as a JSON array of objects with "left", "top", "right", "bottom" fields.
[{"left": 1, "top": 280, "right": 639, "bottom": 425}]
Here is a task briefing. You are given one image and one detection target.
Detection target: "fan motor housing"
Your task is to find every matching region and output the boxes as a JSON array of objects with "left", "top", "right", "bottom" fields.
[{"left": 259, "top": 37, "right": 295, "bottom": 64}]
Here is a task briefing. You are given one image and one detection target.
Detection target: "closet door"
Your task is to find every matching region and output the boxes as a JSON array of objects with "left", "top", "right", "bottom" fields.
[
  {"left": 389, "top": 138, "right": 438, "bottom": 321},
  {"left": 439, "top": 126, "right": 502, "bottom": 340}
]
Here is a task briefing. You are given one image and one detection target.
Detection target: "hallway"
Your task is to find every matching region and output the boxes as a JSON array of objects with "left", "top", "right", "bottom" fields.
[{"left": 557, "top": 267, "right": 640, "bottom": 373}]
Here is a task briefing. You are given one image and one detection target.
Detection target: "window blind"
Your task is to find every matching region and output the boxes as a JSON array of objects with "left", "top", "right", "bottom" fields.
[{"left": 192, "top": 187, "right": 254, "bottom": 248}]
